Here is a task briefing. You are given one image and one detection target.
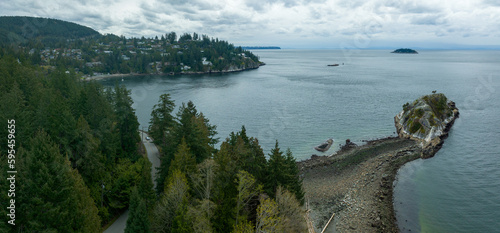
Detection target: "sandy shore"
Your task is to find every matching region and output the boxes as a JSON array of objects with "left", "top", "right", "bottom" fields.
[{"left": 299, "top": 137, "right": 422, "bottom": 232}]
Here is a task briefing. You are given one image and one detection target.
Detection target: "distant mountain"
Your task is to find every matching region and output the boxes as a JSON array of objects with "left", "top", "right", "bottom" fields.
[
  {"left": 241, "top": 46, "right": 281, "bottom": 50},
  {"left": 0, "top": 16, "right": 100, "bottom": 45}
]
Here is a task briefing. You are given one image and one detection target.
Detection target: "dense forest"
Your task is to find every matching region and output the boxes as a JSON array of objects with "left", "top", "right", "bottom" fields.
[
  {"left": 143, "top": 95, "right": 306, "bottom": 232},
  {"left": 1, "top": 16, "right": 263, "bottom": 76},
  {"left": 0, "top": 51, "right": 146, "bottom": 231},
  {"left": 0, "top": 52, "right": 306, "bottom": 232},
  {"left": 0, "top": 16, "right": 100, "bottom": 46},
  {"left": 0, "top": 18, "right": 306, "bottom": 231}
]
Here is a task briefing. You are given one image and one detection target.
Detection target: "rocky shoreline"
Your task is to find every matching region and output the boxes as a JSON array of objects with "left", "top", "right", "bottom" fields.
[
  {"left": 300, "top": 94, "right": 459, "bottom": 232},
  {"left": 83, "top": 63, "right": 265, "bottom": 81},
  {"left": 300, "top": 137, "right": 420, "bottom": 232}
]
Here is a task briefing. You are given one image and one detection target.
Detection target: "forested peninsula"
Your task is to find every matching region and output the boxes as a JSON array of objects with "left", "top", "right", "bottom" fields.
[{"left": 0, "top": 16, "right": 263, "bottom": 78}]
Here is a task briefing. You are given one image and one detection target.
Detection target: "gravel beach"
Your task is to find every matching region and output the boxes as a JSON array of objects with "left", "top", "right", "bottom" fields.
[{"left": 299, "top": 137, "right": 422, "bottom": 233}]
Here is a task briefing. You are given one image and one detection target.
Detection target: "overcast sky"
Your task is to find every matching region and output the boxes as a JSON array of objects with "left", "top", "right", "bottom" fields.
[{"left": 2, "top": 0, "right": 500, "bottom": 48}]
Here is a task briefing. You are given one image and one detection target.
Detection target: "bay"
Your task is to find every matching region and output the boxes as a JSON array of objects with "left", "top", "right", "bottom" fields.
[{"left": 101, "top": 49, "right": 500, "bottom": 232}]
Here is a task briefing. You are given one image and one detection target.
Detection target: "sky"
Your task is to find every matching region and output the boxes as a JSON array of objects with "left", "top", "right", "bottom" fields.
[{"left": 2, "top": 0, "right": 500, "bottom": 48}]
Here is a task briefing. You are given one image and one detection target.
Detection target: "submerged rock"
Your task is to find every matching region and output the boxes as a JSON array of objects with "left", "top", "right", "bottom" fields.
[{"left": 394, "top": 93, "right": 459, "bottom": 158}]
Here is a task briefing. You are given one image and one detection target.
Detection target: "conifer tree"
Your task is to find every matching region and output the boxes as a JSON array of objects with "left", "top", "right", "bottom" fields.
[
  {"left": 16, "top": 131, "right": 101, "bottom": 232},
  {"left": 169, "top": 138, "right": 196, "bottom": 178},
  {"left": 265, "top": 141, "right": 304, "bottom": 204},
  {"left": 125, "top": 187, "right": 151, "bottom": 233},
  {"left": 149, "top": 93, "right": 176, "bottom": 149},
  {"left": 112, "top": 83, "right": 140, "bottom": 160}
]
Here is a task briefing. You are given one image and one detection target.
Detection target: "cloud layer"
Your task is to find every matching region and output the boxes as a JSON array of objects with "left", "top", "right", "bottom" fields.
[{"left": 2, "top": 0, "right": 500, "bottom": 48}]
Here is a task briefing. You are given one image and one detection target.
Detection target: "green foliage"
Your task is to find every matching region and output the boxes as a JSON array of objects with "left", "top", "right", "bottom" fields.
[
  {"left": 125, "top": 187, "right": 151, "bottom": 233},
  {"left": 235, "top": 170, "right": 263, "bottom": 225},
  {"left": 149, "top": 93, "right": 176, "bottom": 149},
  {"left": 409, "top": 121, "right": 423, "bottom": 134},
  {"left": 0, "top": 55, "right": 146, "bottom": 227},
  {"left": 0, "top": 16, "right": 100, "bottom": 46},
  {"left": 275, "top": 187, "right": 307, "bottom": 233},
  {"left": 151, "top": 169, "right": 190, "bottom": 232},
  {"left": 155, "top": 100, "right": 218, "bottom": 193},
  {"left": 107, "top": 158, "right": 143, "bottom": 211},
  {"left": 13, "top": 131, "right": 101, "bottom": 232},
  {"left": 169, "top": 138, "right": 197, "bottom": 178},
  {"left": 256, "top": 196, "right": 282, "bottom": 233},
  {"left": 1, "top": 17, "right": 261, "bottom": 76},
  {"left": 423, "top": 93, "right": 451, "bottom": 119},
  {"left": 111, "top": 83, "right": 141, "bottom": 160},
  {"left": 391, "top": 48, "right": 418, "bottom": 54},
  {"left": 266, "top": 142, "right": 305, "bottom": 204},
  {"left": 137, "top": 158, "right": 156, "bottom": 211},
  {"left": 233, "top": 219, "right": 254, "bottom": 233}
]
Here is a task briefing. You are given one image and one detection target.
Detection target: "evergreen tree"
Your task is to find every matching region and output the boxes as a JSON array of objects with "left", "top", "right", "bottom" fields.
[
  {"left": 175, "top": 101, "right": 218, "bottom": 163},
  {"left": 16, "top": 131, "right": 101, "bottom": 232},
  {"left": 265, "top": 141, "right": 304, "bottom": 204},
  {"left": 149, "top": 93, "right": 176, "bottom": 150},
  {"left": 169, "top": 138, "right": 197, "bottom": 178},
  {"left": 212, "top": 141, "right": 240, "bottom": 232},
  {"left": 156, "top": 100, "right": 217, "bottom": 193},
  {"left": 125, "top": 187, "right": 151, "bottom": 233},
  {"left": 283, "top": 148, "right": 305, "bottom": 204},
  {"left": 0, "top": 82, "right": 32, "bottom": 155},
  {"left": 112, "top": 83, "right": 140, "bottom": 160},
  {"left": 72, "top": 116, "right": 106, "bottom": 211},
  {"left": 138, "top": 158, "right": 156, "bottom": 211}
]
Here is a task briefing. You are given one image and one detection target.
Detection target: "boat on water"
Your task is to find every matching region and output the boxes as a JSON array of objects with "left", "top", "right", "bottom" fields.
[
  {"left": 327, "top": 64, "right": 339, "bottom": 66},
  {"left": 314, "top": 138, "right": 334, "bottom": 152}
]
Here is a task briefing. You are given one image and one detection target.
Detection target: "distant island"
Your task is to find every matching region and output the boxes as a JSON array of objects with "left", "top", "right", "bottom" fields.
[
  {"left": 241, "top": 46, "right": 281, "bottom": 50},
  {"left": 391, "top": 48, "right": 418, "bottom": 54}
]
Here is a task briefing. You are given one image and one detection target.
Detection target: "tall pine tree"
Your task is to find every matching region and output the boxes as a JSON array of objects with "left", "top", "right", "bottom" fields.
[{"left": 15, "top": 131, "right": 101, "bottom": 232}]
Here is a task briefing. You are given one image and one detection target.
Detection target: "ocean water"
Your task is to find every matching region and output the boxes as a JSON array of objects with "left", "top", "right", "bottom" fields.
[{"left": 101, "top": 49, "right": 500, "bottom": 232}]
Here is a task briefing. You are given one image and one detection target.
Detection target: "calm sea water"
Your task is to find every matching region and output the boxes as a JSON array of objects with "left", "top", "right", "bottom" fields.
[{"left": 101, "top": 49, "right": 500, "bottom": 232}]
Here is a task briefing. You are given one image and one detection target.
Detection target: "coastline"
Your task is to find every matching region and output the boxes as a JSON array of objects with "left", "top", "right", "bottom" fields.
[
  {"left": 82, "top": 63, "right": 265, "bottom": 81},
  {"left": 299, "top": 137, "right": 421, "bottom": 232},
  {"left": 299, "top": 95, "right": 459, "bottom": 232}
]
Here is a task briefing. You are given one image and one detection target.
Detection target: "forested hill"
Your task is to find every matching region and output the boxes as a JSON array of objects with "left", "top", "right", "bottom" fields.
[
  {"left": 0, "top": 16, "right": 100, "bottom": 45},
  {"left": 0, "top": 16, "right": 262, "bottom": 75}
]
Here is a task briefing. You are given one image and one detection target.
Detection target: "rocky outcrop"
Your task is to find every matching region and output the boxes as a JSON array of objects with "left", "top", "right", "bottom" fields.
[{"left": 394, "top": 93, "right": 459, "bottom": 158}]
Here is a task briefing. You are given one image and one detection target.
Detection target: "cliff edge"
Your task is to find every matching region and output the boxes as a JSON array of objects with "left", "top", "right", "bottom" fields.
[{"left": 394, "top": 93, "right": 459, "bottom": 158}]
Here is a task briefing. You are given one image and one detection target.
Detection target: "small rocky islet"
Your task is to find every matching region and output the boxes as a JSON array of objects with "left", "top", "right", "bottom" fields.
[
  {"left": 300, "top": 93, "right": 458, "bottom": 232},
  {"left": 391, "top": 48, "right": 418, "bottom": 54}
]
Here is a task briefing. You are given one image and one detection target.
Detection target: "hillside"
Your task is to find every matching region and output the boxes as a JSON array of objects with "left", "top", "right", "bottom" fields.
[
  {"left": 0, "top": 17, "right": 262, "bottom": 75},
  {"left": 0, "top": 16, "right": 100, "bottom": 45}
]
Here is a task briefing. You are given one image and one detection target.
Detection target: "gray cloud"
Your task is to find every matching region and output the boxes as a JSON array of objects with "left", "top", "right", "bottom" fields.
[
  {"left": 1, "top": 0, "right": 499, "bottom": 48},
  {"left": 410, "top": 14, "right": 448, "bottom": 25}
]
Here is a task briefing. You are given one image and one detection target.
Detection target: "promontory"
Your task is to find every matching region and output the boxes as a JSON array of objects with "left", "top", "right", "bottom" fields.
[{"left": 300, "top": 93, "right": 459, "bottom": 232}]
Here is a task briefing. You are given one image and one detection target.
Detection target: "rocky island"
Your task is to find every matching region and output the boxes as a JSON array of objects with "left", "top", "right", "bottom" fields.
[
  {"left": 391, "top": 48, "right": 418, "bottom": 54},
  {"left": 300, "top": 93, "right": 458, "bottom": 232},
  {"left": 395, "top": 93, "right": 459, "bottom": 158}
]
